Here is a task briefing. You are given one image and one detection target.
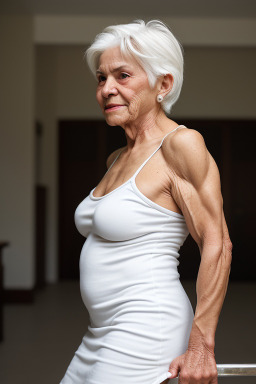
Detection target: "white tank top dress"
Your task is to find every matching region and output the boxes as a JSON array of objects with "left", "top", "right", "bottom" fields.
[{"left": 60, "top": 125, "right": 194, "bottom": 384}]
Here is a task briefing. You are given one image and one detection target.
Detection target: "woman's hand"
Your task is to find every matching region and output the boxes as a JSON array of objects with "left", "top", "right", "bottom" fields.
[{"left": 168, "top": 323, "right": 218, "bottom": 383}]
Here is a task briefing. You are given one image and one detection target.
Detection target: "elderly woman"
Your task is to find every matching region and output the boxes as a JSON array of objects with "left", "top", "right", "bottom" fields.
[{"left": 60, "top": 20, "right": 232, "bottom": 384}]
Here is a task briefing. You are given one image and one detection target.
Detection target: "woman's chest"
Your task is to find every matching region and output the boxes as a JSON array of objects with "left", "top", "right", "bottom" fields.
[
  {"left": 94, "top": 150, "right": 182, "bottom": 215},
  {"left": 74, "top": 184, "right": 186, "bottom": 242}
]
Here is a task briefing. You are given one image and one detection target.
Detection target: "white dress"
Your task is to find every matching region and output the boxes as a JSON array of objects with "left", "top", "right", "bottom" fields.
[{"left": 60, "top": 125, "right": 194, "bottom": 384}]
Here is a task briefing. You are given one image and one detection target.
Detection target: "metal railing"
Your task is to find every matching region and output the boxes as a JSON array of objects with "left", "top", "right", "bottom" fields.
[{"left": 217, "top": 364, "right": 256, "bottom": 376}]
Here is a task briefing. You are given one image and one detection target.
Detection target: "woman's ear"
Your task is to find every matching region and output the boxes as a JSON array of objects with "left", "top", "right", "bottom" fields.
[{"left": 159, "top": 73, "right": 174, "bottom": 97}]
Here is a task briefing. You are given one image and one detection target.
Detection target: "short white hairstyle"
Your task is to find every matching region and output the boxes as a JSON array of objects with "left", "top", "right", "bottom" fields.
[{"left": 85, "top": 19, "right": 184, "bottom": 114}]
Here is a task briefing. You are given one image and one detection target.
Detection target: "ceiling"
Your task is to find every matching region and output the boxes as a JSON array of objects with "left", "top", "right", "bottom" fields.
[{"left": 0, "top": 0, "right": 256, "bottom": 18}]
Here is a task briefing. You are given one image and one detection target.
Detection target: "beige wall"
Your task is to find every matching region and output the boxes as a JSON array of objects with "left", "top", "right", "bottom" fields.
[
  {"left": 178, "top": 47, "right": 256, "bottom": 118},
  {"left": 34, "top": 16, "right": 256, "bottom": 47},
  {"left": 37, "top": 45, "right": 256, "bottom": 119},
  {"left": 0, "top": 16, "right": 35, "bottom": 289},
  {"left": 35, "top": 45, "right": 256, "bottom": 283}
]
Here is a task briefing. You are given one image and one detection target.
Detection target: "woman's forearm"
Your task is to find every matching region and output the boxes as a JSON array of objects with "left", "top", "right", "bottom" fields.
[
  {"left": 168, "top": 239, "right": 232, "bottom": 380},
  {"left": 189, "top": 238, "right": 232, "bottom": 351}
]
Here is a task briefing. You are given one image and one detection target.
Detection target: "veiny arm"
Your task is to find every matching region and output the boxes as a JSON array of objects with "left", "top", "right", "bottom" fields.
[{"left": 164, "top": 128, "right": 232, "bottom": 383}]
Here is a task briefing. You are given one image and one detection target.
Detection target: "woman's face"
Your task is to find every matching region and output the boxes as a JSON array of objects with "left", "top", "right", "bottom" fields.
[{"left": 96, "top": 46, "right": 159, "bottom": 127}]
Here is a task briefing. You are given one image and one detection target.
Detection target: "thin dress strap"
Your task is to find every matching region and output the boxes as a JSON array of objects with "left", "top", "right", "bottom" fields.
[
  {"left": 105, "top": 148, "right": 124, "bottom": 175},
  {"left": 132, "top": 124, "right": 186, "bottom": 179},
  {"left": 105, "top": 125, "right": 186, "bottom": 179}
]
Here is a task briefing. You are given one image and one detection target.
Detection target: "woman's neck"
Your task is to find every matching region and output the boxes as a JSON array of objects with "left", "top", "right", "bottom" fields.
[{"left": 122, "top": 109, "right": 174, "bottom": 150}]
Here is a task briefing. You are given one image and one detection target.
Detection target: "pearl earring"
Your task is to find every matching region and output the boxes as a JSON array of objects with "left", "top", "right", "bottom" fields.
[{"left": 157, "top": 94, "right": 163, "bottom": 103}]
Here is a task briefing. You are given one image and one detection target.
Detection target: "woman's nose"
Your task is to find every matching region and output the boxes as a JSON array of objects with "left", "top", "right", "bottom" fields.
[{"left": 101, "top": 77, "right": 118, "bottom": 98}]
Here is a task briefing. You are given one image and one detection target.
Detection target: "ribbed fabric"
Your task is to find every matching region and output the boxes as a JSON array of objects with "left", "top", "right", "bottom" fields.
[{"left": 60, "top": 125, "right": 194, "bottom": 384}]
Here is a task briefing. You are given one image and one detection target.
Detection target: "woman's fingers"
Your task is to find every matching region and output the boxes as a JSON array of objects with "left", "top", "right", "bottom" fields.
[
  {"left": 168, "top": 354, "right": 184, "bottom": 378},
  {"left": 171, "top": 349, "right": 218, "bottom": 383}
]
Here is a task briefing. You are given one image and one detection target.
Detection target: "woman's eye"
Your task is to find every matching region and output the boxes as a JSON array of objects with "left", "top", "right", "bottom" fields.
[
  {"left": 98, "top": 75, "right": 106, "bottom": 83},
  {"left": 120, "top": 73, "right": 129, "bottom": 79}
]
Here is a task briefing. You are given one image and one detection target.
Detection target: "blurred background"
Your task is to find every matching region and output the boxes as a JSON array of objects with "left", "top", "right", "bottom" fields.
[{"left": 0, "top": 1, "right": 255, "bottom": 383}]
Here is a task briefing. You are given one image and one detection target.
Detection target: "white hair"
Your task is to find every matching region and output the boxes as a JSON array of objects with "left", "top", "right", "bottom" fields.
[{"left": 84, "top": 19, "right": 184, "bottom": 114}]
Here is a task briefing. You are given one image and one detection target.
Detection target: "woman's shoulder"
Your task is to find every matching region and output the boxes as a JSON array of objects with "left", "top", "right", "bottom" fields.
[
  {"left": 169, "top": 126, "right": 205, "bottom": 150},
  {"left": 163, "top": 126, "right": 207, "bottom": 161},
  {"left": 162, "top": 126, "right": 216, "bottom": 184}
]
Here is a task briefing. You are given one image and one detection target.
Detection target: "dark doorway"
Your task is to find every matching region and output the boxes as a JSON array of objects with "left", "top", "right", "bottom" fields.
[
  {"left": 58, "top": 120, "right": 126, "bottom": 279},
  {"left": 179, "top": 119, "right": 256, "bottom": 281},
  {"left": 58, "top": 119, "right": 256, "bottom": 281}
]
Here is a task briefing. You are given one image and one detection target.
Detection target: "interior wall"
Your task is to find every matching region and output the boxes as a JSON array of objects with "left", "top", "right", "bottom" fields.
[
  {"left": 38, "top": 45, "right": 256, "bottom": 119},
  {"left": 0, "top": 16, "right": 35, "bottom": 289},
  {"left": 35, "top": 45, "right": 256, "bottom": 283},
  {"left": 34, "top": 16, "right": 256, "bottom": 47},
  {"left": 180, "top": 47, "right": 256, "bottom": 118}
]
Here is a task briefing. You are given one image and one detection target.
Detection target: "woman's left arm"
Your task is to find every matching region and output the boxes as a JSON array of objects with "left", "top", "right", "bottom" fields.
[{"left": 165, "top": 129, "right": 233, "bottom": 383}]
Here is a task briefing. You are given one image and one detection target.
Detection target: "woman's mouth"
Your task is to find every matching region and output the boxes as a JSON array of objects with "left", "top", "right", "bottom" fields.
[{"left": 104, "top": 104, "right": 125, "bottom": 112}]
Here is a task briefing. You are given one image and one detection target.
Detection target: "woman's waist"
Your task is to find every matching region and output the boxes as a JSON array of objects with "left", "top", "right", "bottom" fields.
[{"left": 81, "top": 278, "right": 193, "bottom": 328}]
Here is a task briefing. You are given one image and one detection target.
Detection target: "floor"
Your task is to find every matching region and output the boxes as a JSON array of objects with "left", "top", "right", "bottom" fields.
[{"left": 0, "top": 280, "right": 255, "bottom": 384}]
